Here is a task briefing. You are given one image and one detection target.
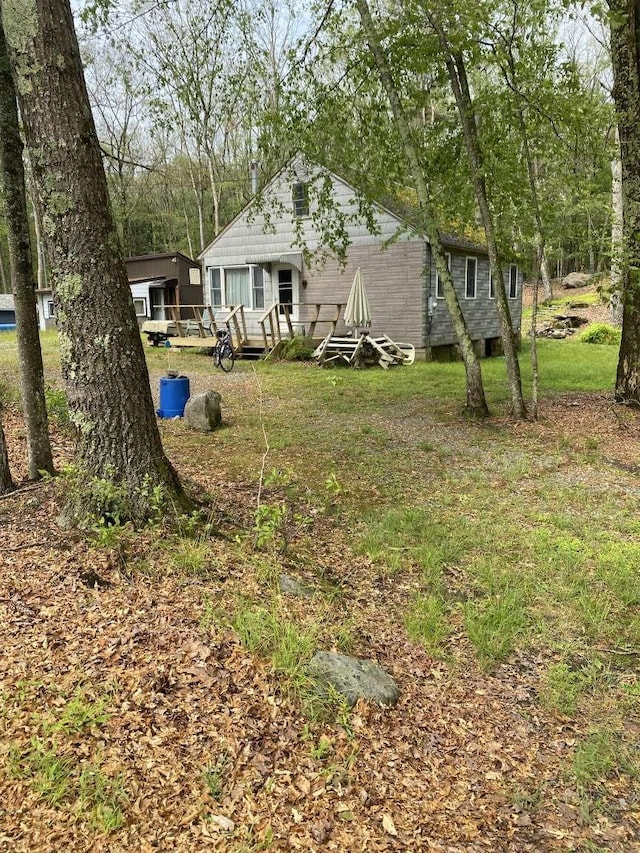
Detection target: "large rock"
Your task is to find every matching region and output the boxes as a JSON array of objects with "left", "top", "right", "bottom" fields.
[
  {"left": 561, "top": 272, "right": 592, "bottom": 289},
  {"left": 308, "top": 651, "right": 399, "bottom": 707},
  {"left": 184, "top": 391, "right": 222, "bottom": 432}
]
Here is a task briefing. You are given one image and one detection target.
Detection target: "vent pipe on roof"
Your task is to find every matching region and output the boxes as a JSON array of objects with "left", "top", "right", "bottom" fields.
[{"left": 250, "top": 159, "right": 259, "bottom": 195}]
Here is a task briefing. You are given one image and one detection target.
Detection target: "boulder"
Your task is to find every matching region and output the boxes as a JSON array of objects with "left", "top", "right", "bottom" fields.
[
  {"left": 552, "top": 314, "right": 589, "bottom": 328},
  {"left": 184, "top": 391, "right": 222, "bottom": 432},
  {"left": 308, "top": 651, "right": 399, "bottom": 707},
  {"left": 561, "top": 272, "right": 592, "bottom": 289}
]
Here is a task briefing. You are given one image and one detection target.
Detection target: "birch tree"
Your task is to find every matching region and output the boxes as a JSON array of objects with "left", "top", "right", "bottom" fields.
[
  {"left": 423, "top": 5, "right": 526, "bottom": 419},
  {"left": 355, "top": 0, "right": 489, "bottom": 417}
]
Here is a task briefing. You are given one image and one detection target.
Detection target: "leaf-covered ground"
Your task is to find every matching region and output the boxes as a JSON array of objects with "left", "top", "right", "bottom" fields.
[{"left": 1, "top": 350, "right": 640, "bottom": 852}]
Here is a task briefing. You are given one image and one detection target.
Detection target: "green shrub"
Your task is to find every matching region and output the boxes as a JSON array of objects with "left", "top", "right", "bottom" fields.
[
  {"left": 45, "top": 386, "right": 72, "bottom": 430},
  {"left": 279, "top": 337, "right": 316, "bottom": 361},
  {"left": 577, "top": 323, "right": 621, "bottom": 346}
]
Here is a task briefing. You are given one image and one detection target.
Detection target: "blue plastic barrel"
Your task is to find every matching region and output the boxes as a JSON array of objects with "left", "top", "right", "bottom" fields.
[{"left": 157, "top": 375, "right": 190, "bottom": 418}]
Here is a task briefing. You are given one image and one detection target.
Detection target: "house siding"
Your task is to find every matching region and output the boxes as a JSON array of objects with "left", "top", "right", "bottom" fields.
[
  {"left": 427, "top": 246, "right": 522, "bottom": 348},
  {"left": 201, "top": 165, "right": 413, "bottom": 269},
  {"left": 301, "top": 241, "right": 427, "bottom": 346}
]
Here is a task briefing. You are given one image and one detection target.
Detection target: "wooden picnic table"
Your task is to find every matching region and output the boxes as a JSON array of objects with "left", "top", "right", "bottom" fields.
[{"left": 312, "top": 333, "right": 415, "bottom": 369}]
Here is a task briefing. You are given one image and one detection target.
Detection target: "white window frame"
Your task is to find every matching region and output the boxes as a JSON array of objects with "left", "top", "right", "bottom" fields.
[
  {"left": 47, "top": 300, "right": 55, "bottom": 318},
  {"left": 209, "top": 265, "right": 265, "bottom": 311},
  {"left": 209, "top": 267, "right": 222, "bottom": 308},
  {"left": 435, "top": 252, "right": 452, "bottom": 299},
  {"left": 292, "top": 181, "right": 309, "bottom": 218},
  {"left": 465, "top": 256, "right": 477, "bottom": 300},
  {"left": 509, "top": 264, "right": 518, "bottom": 299},
  {"left": 133, "top": 297, "right": 147, "bottom": 317}
]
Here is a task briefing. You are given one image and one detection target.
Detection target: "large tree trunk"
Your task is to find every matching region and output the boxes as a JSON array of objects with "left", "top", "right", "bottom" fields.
[
  {"left": 0, "top": 10, "right": 54, "bottom": 478},
  {"left": 356, "top": 0, "right": 488, "bottom": 416},
  {"left": 609, "top": 0, "right": 640, "bottom": 404},
  {"left": 2, "top": 0, "right": 190, "bottom": 520},
  {"left": 427, "top": 13, "right": 526, "bottom": 420}
]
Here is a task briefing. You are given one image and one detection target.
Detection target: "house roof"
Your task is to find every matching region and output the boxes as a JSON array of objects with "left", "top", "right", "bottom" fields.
[
  {"left": 125, "top": 251, "right": 198, "bottom": 265},
  {"left": 0, "top": 294, "right": 15, "bottom": 311},
  {"left": 198, "top": 156, "right": 489, "bottom": 260}
]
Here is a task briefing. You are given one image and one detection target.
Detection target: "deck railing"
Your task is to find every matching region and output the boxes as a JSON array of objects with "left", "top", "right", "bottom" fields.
[
  {"left": 258, "top": 302, "right": 345, "bottom": 351},
  {"left": 164, "top": 304, "right": 247, "bottom": 351},
  {"left": 161, "top": 302, "right": 343, "bottom": 354}
]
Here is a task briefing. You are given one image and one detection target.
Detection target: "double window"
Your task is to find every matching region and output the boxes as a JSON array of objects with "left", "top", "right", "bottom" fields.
[
  {"left": 209, "top": 266, "right": 265, "bottom": 310},
  {"left": 435, "top": 253, "right": 452, "bottom": 299}
]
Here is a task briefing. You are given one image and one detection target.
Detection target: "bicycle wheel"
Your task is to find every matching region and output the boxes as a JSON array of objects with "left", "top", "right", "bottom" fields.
[
  {"left": 212, "top": 344, "right": 221, "bottom": 368},
  {"left": 219, "top": 344, "right": 235, "bottom": 372}
]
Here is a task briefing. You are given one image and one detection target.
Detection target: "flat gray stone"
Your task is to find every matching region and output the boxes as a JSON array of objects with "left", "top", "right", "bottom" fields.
[
  {"left": 184, "top": 391, "right": 222, "bottom": 432},
  {"left": 278, "top": 573, "right": 315, "bottom": 597},
  {"left": 308, "top": 651, "right": 399, "bottom": 707}
]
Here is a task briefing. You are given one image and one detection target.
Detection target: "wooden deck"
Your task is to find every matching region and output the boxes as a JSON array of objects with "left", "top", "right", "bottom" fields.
[{"left": 157, "top": 302, "right": 346, "bottom": 358}]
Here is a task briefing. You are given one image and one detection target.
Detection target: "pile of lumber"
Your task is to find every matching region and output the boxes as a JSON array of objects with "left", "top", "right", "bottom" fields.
[{"left": 312, "top": 333, "right": 415, "bottom": 369}]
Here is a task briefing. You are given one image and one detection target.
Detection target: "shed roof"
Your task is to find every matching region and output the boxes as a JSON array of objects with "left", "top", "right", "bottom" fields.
[
  {"left": 0, "top": 294, "right": 15, "bottom": 311},
  {"left": 125, "top": 251, "right": 198, "bottom": 266}
]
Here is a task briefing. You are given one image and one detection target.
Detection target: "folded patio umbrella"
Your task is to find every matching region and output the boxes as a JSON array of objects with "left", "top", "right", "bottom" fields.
[{"left": 344, "top": 267, "right": 371, "bottom": 333}]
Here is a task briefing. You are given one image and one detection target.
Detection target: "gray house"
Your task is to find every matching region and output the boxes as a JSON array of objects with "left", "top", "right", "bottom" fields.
[{"left": 198, "top": 159, "right": 522, "bottom": 359}]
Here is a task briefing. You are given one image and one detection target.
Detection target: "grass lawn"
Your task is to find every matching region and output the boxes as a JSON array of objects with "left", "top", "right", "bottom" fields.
[{"left": 1, "top": 330, "right": 639, "bottom": 851}]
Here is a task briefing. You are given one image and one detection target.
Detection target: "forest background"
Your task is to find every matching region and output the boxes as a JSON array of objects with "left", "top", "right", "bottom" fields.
[{"left": 0, "top": 0, "right": 616, "bottom": 290}]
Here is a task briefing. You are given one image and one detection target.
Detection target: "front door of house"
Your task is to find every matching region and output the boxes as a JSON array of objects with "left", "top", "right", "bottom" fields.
[
  {"left": 150, "top": 288, "right": 166, "bottom": 320},
  {"left": 277, "top": 268, "right": 296, "bottom": 319}
]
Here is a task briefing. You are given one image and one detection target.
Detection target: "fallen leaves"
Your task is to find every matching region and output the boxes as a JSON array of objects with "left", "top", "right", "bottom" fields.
[{"left": 1, "top": 391, "right": 640, "bottom": 852}]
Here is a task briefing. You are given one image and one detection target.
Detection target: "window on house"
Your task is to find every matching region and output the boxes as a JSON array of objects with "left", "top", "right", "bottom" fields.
[
  {"left": 225, "top": 267, "right": 251, "bottom": 306},
  {"left": 509, "top": 264, "right": 518, "bottom": 299},
  {"left": 292, "top": 181, "right": 309, "bottom": 218},
  {"left": 209, "top": 266, "right": 265, "bottom": 310},
  {"left": 465, "top": 257, "right": 477, "bottom": 299},
  {"left": 489, "top": 268, "right": 495, "bottom": 299},
  {"left": 252, "top": 266, "right": 264, "bottom": 310},
  {"left": 47, "top": 300, "right": 55, "bottom": 318},
  {"left": 210, "top": 268, "right": 222, "bottom": 307},
  {"left": 133, "top": 297, "right": 147, "bottom": 317},
  {"left": 436, "top": 252, "right": 452, "bottom": 298}
]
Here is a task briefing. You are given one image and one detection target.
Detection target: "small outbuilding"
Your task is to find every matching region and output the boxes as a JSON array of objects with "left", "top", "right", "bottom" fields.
[{"left": 36, "top": 252, "right": 203, "bottom": 330}]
